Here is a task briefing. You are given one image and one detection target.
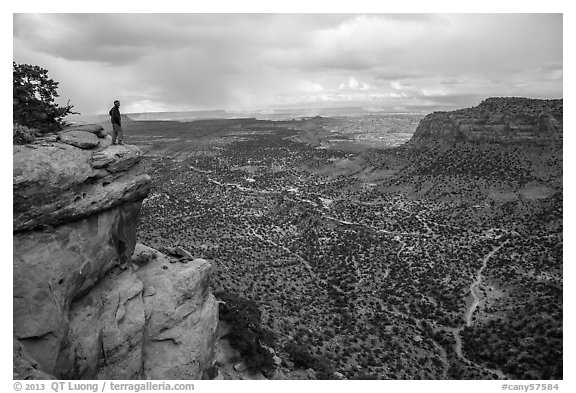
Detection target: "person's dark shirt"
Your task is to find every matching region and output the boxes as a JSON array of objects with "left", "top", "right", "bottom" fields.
[{"left": 109, "top": 106, "right": 121, "bottom": 125}]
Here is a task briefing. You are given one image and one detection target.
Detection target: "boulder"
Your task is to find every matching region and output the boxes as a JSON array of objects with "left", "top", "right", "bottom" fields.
[
  {"left": 131, "top": 245, "right": 158, "bottom": 267},
  {"left": 58, "top": 130, "right": 100, "bottom": 149},
  {"left": 64, "top": 124, "right": 106, "bottom": 138},
  {"left": 171, "top": 246, "right": 194, "bottom": 260},
  {"left": 91, "top": 145, "right": 143, "bottom": 172}
]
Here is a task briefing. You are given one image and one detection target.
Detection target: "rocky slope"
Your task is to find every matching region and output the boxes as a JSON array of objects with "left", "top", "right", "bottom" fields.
[
  {"left": 340, "top": 97, "right": 563, "bottom": 201},
  {"left": 13, "top": 127, "right": 218, "bottom": 379},
  {"left": 410, "top": 97, "right": 562, "bottom": 146}
]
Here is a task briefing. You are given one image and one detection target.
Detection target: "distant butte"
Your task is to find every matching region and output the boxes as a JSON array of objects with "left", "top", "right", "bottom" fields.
[{"left": 410, "top": 97, "right": 563, "bottom": 146}]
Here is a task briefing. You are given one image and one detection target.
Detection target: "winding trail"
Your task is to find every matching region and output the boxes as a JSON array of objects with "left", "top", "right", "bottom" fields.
[
  {"left": 431, "top": 338, "right": 450, "bottom": 379},
  {"left": 207, "top": 177, "right": 273, "bottom": 194},
  {"left": 465, "top": 240, "right": 509, "bottom": 327},
  {"left": 449, "top": 240, "right": 510, "bottom": 379},
  {"left": 199, "top": 168, "right": 514, "bottom": 378},
  {"left": 323, "top": 214, "right": 423, "bottom": 237},
  {"left": 248, "top": 229, "right": 315, "bottom": 274}
]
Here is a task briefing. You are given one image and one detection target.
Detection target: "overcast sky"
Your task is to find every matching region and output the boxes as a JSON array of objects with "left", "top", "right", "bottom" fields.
[{"left": 13, "top": 13, "right": 562, "bottom": 115}]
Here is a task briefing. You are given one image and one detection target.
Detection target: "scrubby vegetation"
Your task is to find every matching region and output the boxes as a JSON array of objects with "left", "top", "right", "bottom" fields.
[
  {"left": 284, "top": 341, "right": 337, "bottom": 379},
  {"left": 214, "top": 291, "right": 275, "bottom": 373},
  {"left": 135, "top": 104, "right": 561, "bottom": 380},
  {"left": 13, "top": 123, "right": 37, "bottom": 145}
]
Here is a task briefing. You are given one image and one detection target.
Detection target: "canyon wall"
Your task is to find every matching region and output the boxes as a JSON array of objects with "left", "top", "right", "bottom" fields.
[
  {"left": 13, "top": 128, "right": 218, "bottom": 379},
  {"left": 410, "top": 97, "right": 562, "bottom": 146}
]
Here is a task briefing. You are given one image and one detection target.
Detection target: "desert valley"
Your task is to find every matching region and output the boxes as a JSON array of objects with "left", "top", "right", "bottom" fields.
[{"left": 127, "top": 98, "right": 562, "bottom": 380}]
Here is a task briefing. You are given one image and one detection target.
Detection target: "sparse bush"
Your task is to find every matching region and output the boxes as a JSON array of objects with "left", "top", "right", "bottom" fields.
[
  {"left": 138, "top": 105, "right": 562, "bottom": 381},
  {"left": 283, "top": 341, "right": 316, "bottom": 369},
  {"left": 283, "top": 341, "right": 337, "bottom": 379},
  {"left": 13, "top": 123, "right": 37, "bottom": 145},
  {"left": 215, "top": 291, "right": 275, "bottom": 373}
]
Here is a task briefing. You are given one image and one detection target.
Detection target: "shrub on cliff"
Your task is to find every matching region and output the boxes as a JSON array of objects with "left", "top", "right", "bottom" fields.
[
  {"left": 283, "top": 341, "right": 337, "bottom": 379},
  {"left": 13, "top": 62, "right": 77, "bottom": 133},
  {"left": 13, "top": 123, "right": 37, "bottom": 145},
  {"left": 283, "top": 341, "right": 316, "bottom": 368},
  {"left": 214, "top": 291, "right": 275, "bottom": 373}
]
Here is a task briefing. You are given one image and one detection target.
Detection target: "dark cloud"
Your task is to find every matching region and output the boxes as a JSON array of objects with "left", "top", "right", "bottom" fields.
[
  {"left": 13, "top": 14, "right": 352, "bottom": 65},
  {"left": 13, "top": 13, "right": 563, "bottom": 114}
]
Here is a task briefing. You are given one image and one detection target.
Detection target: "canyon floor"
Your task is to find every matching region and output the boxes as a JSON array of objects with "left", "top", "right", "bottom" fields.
[{"left": 125, "top": 113, "right": 562, "bottom": 380}]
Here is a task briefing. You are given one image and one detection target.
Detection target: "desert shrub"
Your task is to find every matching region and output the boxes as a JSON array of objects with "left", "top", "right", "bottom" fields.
[
  {"left": 283, "top": 341, "right": 337, "bottom": 379},
  {"left": 283, "top": 341, "right": 316, "bottom": 369},
  {"left": 13, "top": 123, "right": 37, "bottom": 145},
  {"left": 214, "top": 291, "right": 275, "bottom": 373}
]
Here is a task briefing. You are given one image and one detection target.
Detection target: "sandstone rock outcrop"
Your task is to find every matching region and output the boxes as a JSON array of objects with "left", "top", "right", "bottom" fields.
[
  {"left": 58, "top": 130, "right": 100, "bottom": 149},
  {"left": 14, "top": 143, "right": 149, "bottom": 232},
  {"left": 13, "top": 203, "right": 143, "bottom": 373},
  {"left": 55, "top": 266, "right": 145, "bottom": 379},
  {"left": 135, "top": 244, "right": 218, "bottom": 379},
  {"left": 410, "top": 97, "right": 563, "bottom": 146},
  {"left": 13, "top": 338, "right": 55, "bottom": 380},
  {"left": 13, "top": 139, "right": 149, "bottom": 374},
  {"left": 91, "top": 145, "right": 143, "bottom": 171},
  {"left": 62, "top": 123, "right": 107, "bottom": 138},
  {"left": 13, "top": 137, "right": 218, "bottom": 379},
  {"left": 55, "top": 245, "right": 218, "bottom": 380}
]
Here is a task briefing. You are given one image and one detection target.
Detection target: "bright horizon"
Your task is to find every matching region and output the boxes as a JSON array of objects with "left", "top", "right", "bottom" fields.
[{"left": 13, "top": 14, "right": 562, "bottom": 116}]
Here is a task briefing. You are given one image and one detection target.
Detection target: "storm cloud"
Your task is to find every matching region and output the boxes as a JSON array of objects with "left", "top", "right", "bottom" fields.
[{"left": 13, "top": 13, "right": 562, "bottom": 114}]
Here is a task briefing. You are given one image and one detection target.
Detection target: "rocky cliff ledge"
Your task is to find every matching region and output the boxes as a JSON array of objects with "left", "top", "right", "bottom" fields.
[
  {"left": 410, "top": 97, "right": 563, "bottom": 146},
  {"left": 13, "top": 128, "right": 218, "bottom": 379}
]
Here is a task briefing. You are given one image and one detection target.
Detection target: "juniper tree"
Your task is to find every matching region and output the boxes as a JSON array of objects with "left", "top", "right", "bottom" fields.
[{"left": 13, "top": 62, "right": 77, "bottom": 132}]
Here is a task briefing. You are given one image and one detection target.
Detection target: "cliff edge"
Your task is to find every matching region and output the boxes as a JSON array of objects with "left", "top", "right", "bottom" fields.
[
  {"left": 13, "top": 128, "right": 218, "bottom": 379},
  {"left": 410, "top": 97, "right": 562, "bottom": 146}
]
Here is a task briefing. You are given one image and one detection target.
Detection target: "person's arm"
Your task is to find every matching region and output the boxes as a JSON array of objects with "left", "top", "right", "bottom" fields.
[{"left": 112, "top": 107, "right": 121, "bottom": 125}]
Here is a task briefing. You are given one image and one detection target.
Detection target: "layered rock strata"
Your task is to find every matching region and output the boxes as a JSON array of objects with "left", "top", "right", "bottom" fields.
[
  {"left": 410, "top": 97, "right": 563, "bottom": 146},
  {"left": 13, "top": 130, "right": 218, "bottom": 379},
  {"left": 55, "top": 244, "right": 218, "bottom": 380}
]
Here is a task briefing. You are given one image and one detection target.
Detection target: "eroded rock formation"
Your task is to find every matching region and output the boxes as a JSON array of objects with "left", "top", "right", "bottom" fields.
[
  {"left": 410, "top": 97, "right": 563, "bottom": 146},
  {"left": 13, "top": 131, "right": 218, "bottom": 379},
  {"left": 55, "top": 245, "right": 218, "bottom": 380},
  {"left": 13, "top": 135, "right": 149, "bottom": 232}
]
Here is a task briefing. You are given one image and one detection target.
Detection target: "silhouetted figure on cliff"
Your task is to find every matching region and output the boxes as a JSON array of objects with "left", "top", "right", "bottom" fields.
[{"left": 109, "top": 100, "right": 124, "bottom": 145}]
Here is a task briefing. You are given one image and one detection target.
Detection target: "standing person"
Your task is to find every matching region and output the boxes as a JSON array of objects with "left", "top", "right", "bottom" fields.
[{"left": 109, "top": 100, "right": 124, "bottom": 145}]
